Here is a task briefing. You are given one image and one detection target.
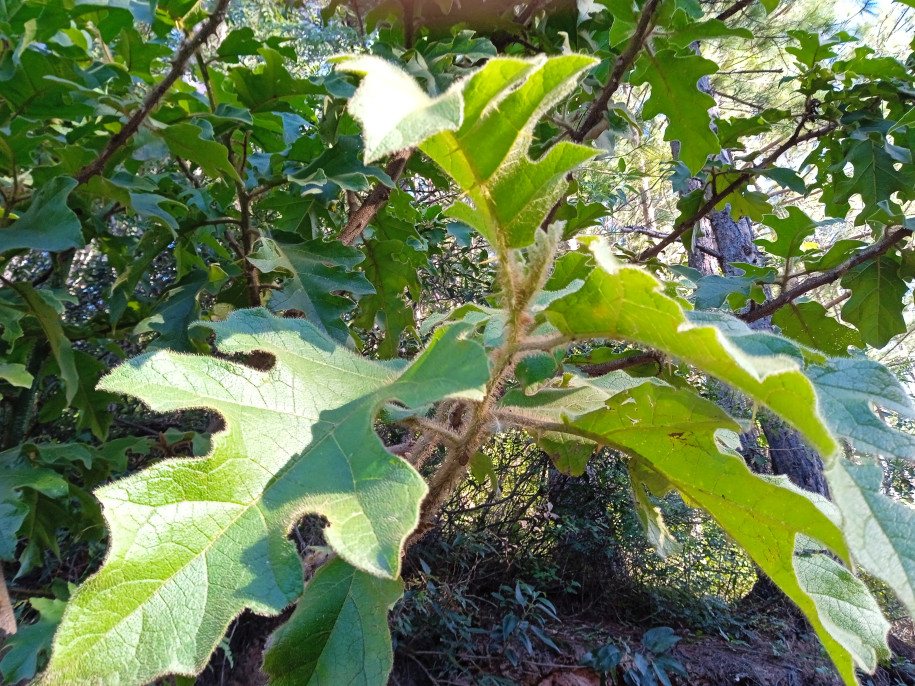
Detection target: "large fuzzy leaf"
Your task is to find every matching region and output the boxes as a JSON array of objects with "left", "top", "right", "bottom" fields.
[
  {"left": 341, "top": 55, "right": 598, "bottom": 248},
  {"left": 262, "top": 557, "right": 402, "bottom": 686},
  {"left": 825, "top": 460, "right": 915, "bottom": 619},
  {"left": 499, "top": 373, "right": 644, "bottom": 475},
  {"left": 795, "top": 552, "right": 890, "bottom": 673},
  {"left": 806, "top": 357, "right": 915, "bottom": 461},
  {"left": 37, "top": 310, "right": 489, "bottom": 685},
  {"left": 542, "top": 381, "right": 862, "bottom": 684},
  {"left": 546, "top": 240, "right": 838, "bottom": 459}
]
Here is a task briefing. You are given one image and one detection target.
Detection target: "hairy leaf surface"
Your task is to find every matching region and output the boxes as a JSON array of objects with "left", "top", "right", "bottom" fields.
[
  {"left": 38, "top": 310, "right": 488, "bottom": 685},
  {"left": 546, "top": 241, "right": 838, "bottom": 458},
  {"left": 826, "top": 459, "right": 915, "bottom": 618},
  {"left": 558, "top": 383, "right": 859, "bottom": 683},
  {"left": 341, "top": 55, "right": 598, "bottom": 248},
  {"left": 262, "top": 557, "right": 402, "bottom": 686}
]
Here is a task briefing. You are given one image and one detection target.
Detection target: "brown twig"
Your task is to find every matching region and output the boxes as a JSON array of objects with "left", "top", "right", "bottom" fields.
[
  {"left": 339, "top": 148, "right": 413, "bottom": 246},
  {"left": 716, "top": 0, "right": 757, "bottom": 22},
  {"left": 739, "top": 227, "right": 912, "bottom": 323},
  {"left": 615, "top": 225, "right": 722, "bottom": 258},
  {"left": 572, "top": 0, "right": 662, "bottom": 143},
  {"left": 579, "top": 351, "right": 663, "bottom": 377},
  {"left": 73, "top": 0, "right": 231, "bottom": 186},
  {"left": 637, "top": 123, "right": 837, "bottom": 261}
]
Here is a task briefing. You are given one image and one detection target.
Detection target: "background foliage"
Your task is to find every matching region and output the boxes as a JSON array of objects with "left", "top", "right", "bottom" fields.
[{"left": 2, "top": 0, "right": 915, "bottom": 683}]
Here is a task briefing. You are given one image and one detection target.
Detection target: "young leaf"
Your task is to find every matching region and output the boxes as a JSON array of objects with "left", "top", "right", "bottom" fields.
[
  {"left": 262, "top": 557, "right": 402, "bottom": 686},
  {"left": 629, "top": 461, "right": 682, "bottom": 559},
  {"left": 335, "top": 55, "right": 463, "bottom": 162},
  {"left": 37, "top": 310, "right": 489, "bottom": 686},
  {"left": 0, "top": 362, "right": 33, "bottom": 388},
  {"left": 342, "top": 55, "right": 598, "bottom": 249}
]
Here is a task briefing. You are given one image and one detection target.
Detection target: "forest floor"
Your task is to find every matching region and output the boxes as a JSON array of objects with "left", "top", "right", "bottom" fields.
[
  {"left": 193, "top": 604, "right": 915, "bottom": 686},
  {"left": 388, "top": 619, "right": 915, "bottom": 686}
]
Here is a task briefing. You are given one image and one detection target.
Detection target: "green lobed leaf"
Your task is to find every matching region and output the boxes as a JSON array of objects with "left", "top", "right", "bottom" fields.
[
  {"left": 262, "top": 557, "right": 402, "bottom": 686},
  {"left": 630, "top": 50, "right": 720, "bottom": 174},
  {"left": 37, "top": 351, "right": 119, "bottom": 440},
  {"left": 0, "top": 465, "right": 69, "bottom": 561},
  {"left": 37, "top": 310, "right": 489, "bottom": 685},
  {"left": 249, "top": 237, "right": 375, "bottom": 343},
  {"left": 228, "top": 48, "right": 320, "bottom": 112},
  {"left": 352, "top": 238, "right": 424, "bottom": 358},
  {"left": 546, "top": 240, "right": 839, "bottom": 459},
  {"left": 772, "top": 301, "right": 863, "bottom": 356},
  {"left": 832, "top": 138, "right": 915, "bottom": 213},
  {"left": 156, "top": 122, "right": 242, "bottom": 183},
  {"left": 0, "top": 597, "right": 67, "bottom": 685},
  {"left": 133, "top": 270, "right": 207, "bottom": 353},
  {"left": 16, "top": 285, "right": 79, "bottom": 404},
  {"left": 757, "top": 207, "right": 818, "bottom": 259},
  {"left": 0, "top": 177, "right": 83, "bottom": 254},
  {"left": 840, "top": 257, "right": 908, "bottom": 348}
]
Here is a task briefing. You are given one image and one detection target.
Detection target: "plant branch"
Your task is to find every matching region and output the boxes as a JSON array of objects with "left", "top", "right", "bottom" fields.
[
  {"left": 572, "top": 0, "right": 662, "bottom": 143},
  {"left": 740, "top": 227, "right": 911, "bottom": 323},
  {"left": 579, "top": 351, "right": 663, "bottom": 377},
  {"left": 339, "top": 148, "right": 413, "bottom": 245},
  {"left": 716, "top": 0, "right": 756, "bottom": 22},
  {"left": 637, "top": 122, "right": 837, "bottom": 261},
  {"left": 74, "top": 0, "right": 231, "bottom": 186}
]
